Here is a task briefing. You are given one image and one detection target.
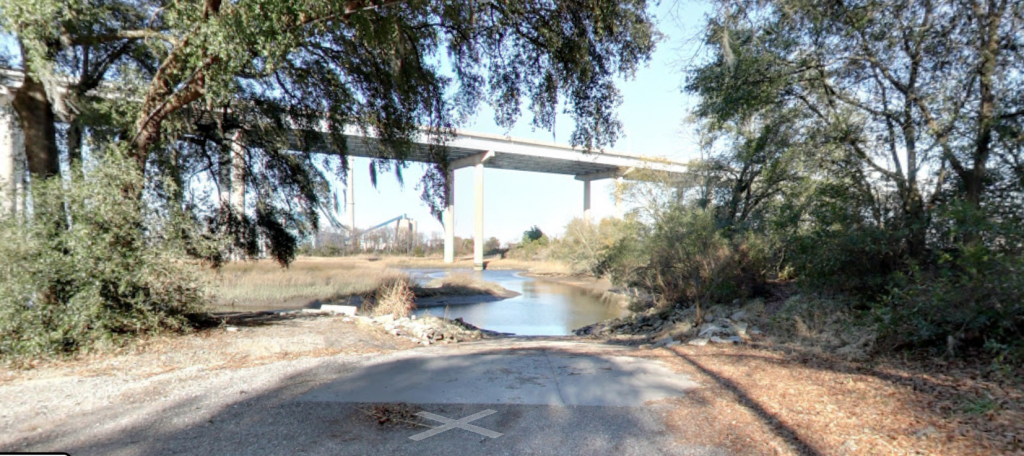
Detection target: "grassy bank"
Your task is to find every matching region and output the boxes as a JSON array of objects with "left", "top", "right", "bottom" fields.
[
  {"left": 211, "top": 256, "right": 537, "bottom": 311},
  {"left": 211, "top": 257, "right": 406, "bottom": 310}
]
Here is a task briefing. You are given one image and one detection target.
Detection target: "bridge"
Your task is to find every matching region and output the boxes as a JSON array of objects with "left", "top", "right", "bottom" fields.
[
  {"left": 0, "top": 69, "right": 689, "bottom": 269},
  {"left": 321, "top": 127, "right": 689, "bottom": 269}
]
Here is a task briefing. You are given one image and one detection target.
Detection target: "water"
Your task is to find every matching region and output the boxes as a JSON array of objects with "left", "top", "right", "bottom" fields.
[{"left": 408, "top": 269, "right": 627, "bottom": 336}]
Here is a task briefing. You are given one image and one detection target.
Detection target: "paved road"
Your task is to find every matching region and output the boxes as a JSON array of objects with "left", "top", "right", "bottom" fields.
[{"left": 8, "top": 339, "right": 726, "bottom": 456}]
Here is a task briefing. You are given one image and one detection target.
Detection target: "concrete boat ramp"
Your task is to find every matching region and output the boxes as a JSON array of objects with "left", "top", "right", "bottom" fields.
[{"left": 10, "top": 339, "right": 728, "bottom": 456}]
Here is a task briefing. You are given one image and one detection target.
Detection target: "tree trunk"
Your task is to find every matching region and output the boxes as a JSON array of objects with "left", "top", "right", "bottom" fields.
[{"left": 11, "top": 72, "right": 60, "bottom": 180}]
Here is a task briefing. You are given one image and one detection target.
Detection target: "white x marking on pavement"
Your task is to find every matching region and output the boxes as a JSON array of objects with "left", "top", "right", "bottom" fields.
[{"left": 409, "top": 410, "right": 503, "bottom": 441}]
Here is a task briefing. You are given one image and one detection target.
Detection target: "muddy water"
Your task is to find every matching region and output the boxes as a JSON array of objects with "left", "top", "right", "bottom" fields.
[{"left": 407, "top": 269, "right": 627, "bottom": 336}]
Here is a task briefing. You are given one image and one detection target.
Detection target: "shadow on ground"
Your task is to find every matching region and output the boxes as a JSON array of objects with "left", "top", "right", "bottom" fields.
[{"left": 9, "top": 343, "right": 728, "bottom": 456}]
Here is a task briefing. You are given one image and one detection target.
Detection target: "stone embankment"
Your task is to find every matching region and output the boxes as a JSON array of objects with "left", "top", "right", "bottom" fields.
[
  {"left": 309, "top": 303, "right": 512, "bottom": 345},
  {"left": 574, "top": 302, "right": 764, "bottom": 348},
  {"left": 356, "top": 314, "right": 508, "bottom": 346}
]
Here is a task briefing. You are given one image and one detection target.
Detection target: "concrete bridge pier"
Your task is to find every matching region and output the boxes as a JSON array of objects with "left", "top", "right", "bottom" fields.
[
  {"left": 443, "top": 169, "right": 455, "bottom": 264},
  {"left": 575, "top": 168, "right": 629, "bottom": 223},
  {"left": 582, "top": 179, "right": 592, "bottom": 222},
  {"left": 473, "top": 160, "right": 485, "bottom": 271},
  {"left": 444, "top": 151, "right": 494, "bottom": 267},
  {"left": 347, "top": 155, "right": 356, "bottom": 234}
]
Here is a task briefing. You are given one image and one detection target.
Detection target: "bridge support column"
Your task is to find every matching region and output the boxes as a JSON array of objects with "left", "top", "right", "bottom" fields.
[
  {"left": 615, "top": 176, "right": 624, "bottom": 218},
  {"left": 582, "top": 180, "right": 592, "bottom": 222},
  {"left": 473, "top": 162, "right": 484, "bottom": 271},
  {"left": 346, "top": 156, "right": 355, "bottom": 232},
  {"left": 443, "top": 169, "right": 455, "bottom": 264}
]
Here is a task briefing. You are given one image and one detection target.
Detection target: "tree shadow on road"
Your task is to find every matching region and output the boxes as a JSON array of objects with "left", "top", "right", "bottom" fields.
[{"left": 13, "top": 344, "right": 730, "bottom": 456}]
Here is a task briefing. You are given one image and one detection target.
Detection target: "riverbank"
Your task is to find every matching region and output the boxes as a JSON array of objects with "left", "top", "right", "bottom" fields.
[{"left": 211, "top": 256, "right": 525, "bottom": 312}]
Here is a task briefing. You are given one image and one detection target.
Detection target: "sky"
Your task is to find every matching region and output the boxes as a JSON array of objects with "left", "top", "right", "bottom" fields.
[{"left": 343, "top": 1, "right": 712, "bottom": 244}]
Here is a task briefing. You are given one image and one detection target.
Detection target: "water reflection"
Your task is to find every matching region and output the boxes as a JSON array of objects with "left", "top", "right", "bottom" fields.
[{"left": 409, "top": 269, "right": 626, "bottom": 336}]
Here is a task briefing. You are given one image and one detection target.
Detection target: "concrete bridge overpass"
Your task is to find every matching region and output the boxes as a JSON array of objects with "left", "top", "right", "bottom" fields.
[
  {"left": 0, "top": 69, "right": 689, "bottom": 269},
  {"left": 328, "top": 127, "right": 689, "bottom": 269}
]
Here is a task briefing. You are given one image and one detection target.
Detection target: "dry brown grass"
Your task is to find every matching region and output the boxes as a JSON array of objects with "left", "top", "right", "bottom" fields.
[
  {"left": 417, "top": 272, "right": 517, "bottom": 298},
  {"left": 211, "top": 257, "right": 407, "bottom": 310},
  {"left": 365, "top": 277, "right": 417, "bottom": 318},
  {"left": 211, "top": 255, "right": 554, "bottom": 311}
]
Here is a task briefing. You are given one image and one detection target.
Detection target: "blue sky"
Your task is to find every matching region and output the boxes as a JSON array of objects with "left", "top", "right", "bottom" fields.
[{"left": 346, "top": 1, "right": 711, "bottom": 243}]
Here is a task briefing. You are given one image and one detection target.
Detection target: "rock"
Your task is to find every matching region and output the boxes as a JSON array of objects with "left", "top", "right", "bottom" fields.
[
  {"left": 687, "top": 338, "right": 709, "bottom": 346},
  {"left": 749, "top": 327, "right": 762, "bottom": 335},
  {"left": 710, "top": 336, "right": 743, "bottom": 344},
  {"left": 320, "top": 304, "right": 358, "bottom": 316},
  {"left": 731, "top": 321, "right": 749, "bottom": 337},
  {"left": 729, "top": 309, "right": 749, "bottom": 322},
  {"left": 638, "top": 344, "right": 652, "bottom": 350},
  {"left": 342, "top": 317, "right": 352, "bottom": 323},
  {"left": 663, "top": 340, "right": 680, "bottom": 348},
  {"left": 421, "top": 340, "right": 431, "bottom": 346},
  {"left": 698, "top": 324, "right": 727, "bottom": 338},
  {"left": 301, "top": 309, "right": 325, "bottom": 315},
  {"left": 653, "top": 336, "right": 674, "bottom": 347},
  {"left": 373, "top": 314, "right": 395, "bottom": 324},
  {"left": 226, "top": 326, "right": 239, "bottom": 332}
]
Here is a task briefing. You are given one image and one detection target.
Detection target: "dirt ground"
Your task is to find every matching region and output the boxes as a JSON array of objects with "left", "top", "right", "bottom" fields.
[
  {"left": 640, "top": 344, "right": 1024, "bottom": 456},
  {"left": 0, "top": 313, "right": 417, "bottom": 384},
  {"left": 3, "top": 311, "right": 1020, "bottom": 455}
]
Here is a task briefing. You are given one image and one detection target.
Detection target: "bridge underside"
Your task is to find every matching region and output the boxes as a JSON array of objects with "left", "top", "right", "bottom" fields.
[{"left": 313, "top": 130, "right": 690, "bottom": 270}]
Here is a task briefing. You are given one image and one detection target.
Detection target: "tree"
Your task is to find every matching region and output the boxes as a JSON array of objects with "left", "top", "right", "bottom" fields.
[
  {"left": 688, "top": 0, "right": 1024, "bottom": 257},
  {"left": 0, "top": 0, "right": 660, "bottom": 263},
  {"left": 523, "top": 225, "right": 545, "bottom": 244},
  {"left": 484, "top": 236, "right": 501, "bottom": 254}
]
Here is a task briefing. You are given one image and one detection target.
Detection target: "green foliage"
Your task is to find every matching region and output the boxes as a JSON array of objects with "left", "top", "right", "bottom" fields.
[
  {"left": 522, "top": 226, "right": 547, "bottom": 244},
  {"left": 554, "top": 217, "right": 637, "bottom": 275},
  {"left": 876, "top": 251, "right": 1024, "bottom": 356},
  {"left": 598, "top": 206, "right": 772, "bottom": 316},
  {"left": 483, "top": 237, "right": 502, "bottom": 255},
  {"left": 0, "top": 156, "right": 208, "bottom": 360},
  {"left": 0, "top": 0, "right": 662, "bottom": 260}
]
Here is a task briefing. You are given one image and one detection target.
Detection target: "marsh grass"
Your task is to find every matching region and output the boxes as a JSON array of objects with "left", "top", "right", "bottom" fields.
[
  {"left": 364, "top": 277, "right": 417, "bottom": 318},
  {"left": 417, "top": 272, "right": 516, "bottom": 298},
  {"left": 211, "top": 257, "right": 406, "bottom": 309}
]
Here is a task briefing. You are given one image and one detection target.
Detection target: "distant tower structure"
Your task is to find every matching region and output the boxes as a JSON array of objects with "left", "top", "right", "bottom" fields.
[{"left": 396, "top": 217, "right": 417, "bottom": 251}]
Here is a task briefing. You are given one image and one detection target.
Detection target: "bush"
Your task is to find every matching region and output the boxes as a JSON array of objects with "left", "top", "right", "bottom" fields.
[
  {"left": 0, "top": 155, "right": 209, "bottom": 360},
  {"left": 554, "top": 217, "right": 636, "bottom": 275},
  {"left": 597, "top": 206, "right": 778, "bottom": 323},
  {"left": 877, "top": 250, "right": 1024, "bottom": 357},
  {"left": 365, "top": 277, "right": 416, "bottom": 318}
]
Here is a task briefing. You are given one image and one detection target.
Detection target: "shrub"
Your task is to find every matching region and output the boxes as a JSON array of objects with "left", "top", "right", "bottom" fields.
[
  {"left": 366, "top": 277, "right": 416, "bottom": 318},
  {"left": 0, "top": 155, "right": 208, "bottom": 360},
  {"left": 597, "top": 206, "right": 774, "bottom": 322},
  {"left": 555, "top": 217, "right": 637, "bottom": 275},
  {"left": 877, "top": 250, "right": 1024, "bottom": 358}
]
